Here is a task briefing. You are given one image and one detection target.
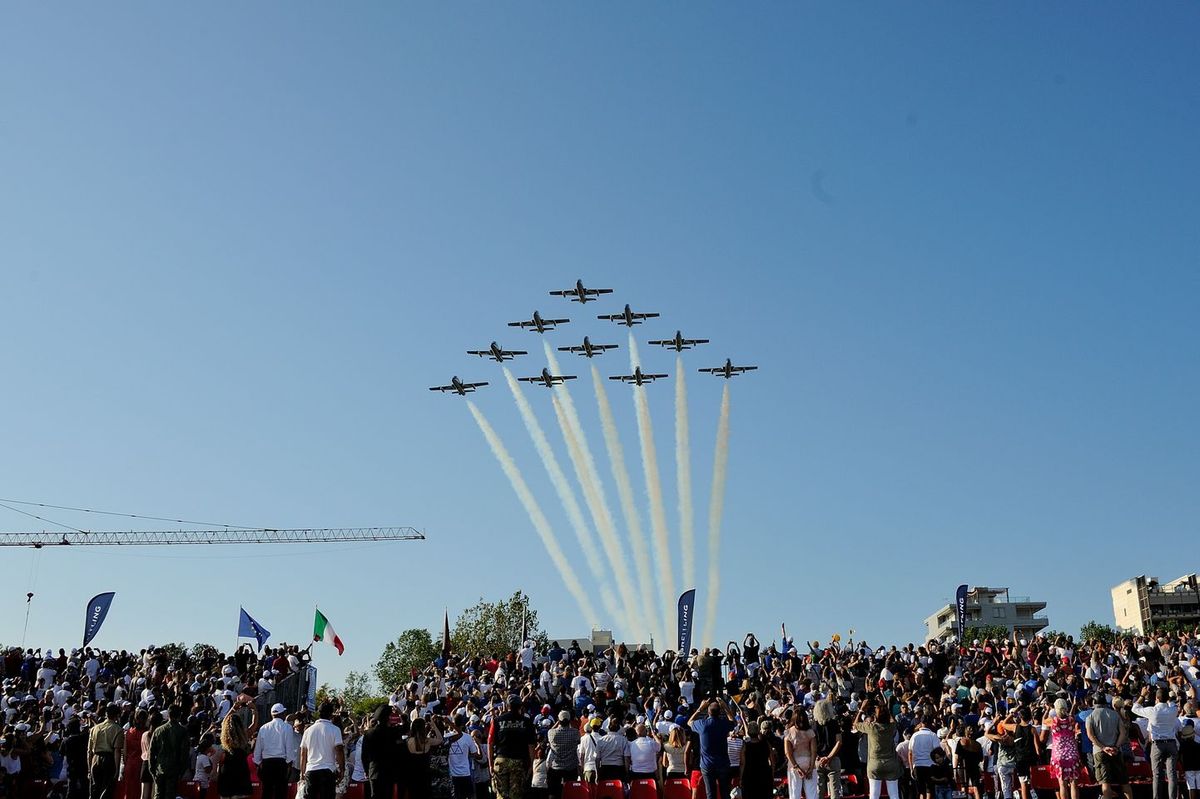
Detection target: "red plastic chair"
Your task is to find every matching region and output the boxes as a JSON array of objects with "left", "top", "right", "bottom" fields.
[
  {"left": 564, "top": 781, "right": 595, "bottom": 799},
  {"left": 665, "top": 778, "right": 692, "bottom": 799},
  {"left": 1030, "top": 766, "right": 1058, "bottom": 792},
  {"left": 595, "top": 779, "right": 626, "bottom": 799},
  {"left": 630, "top": 779, "right": 659, "bottom": 799},
  {"left": 345, "top": 783, "right": 367, "bottom": 799}
]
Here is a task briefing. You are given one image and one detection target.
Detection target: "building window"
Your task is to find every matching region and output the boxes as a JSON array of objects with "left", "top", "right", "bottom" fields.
[{"left": 993, "top": 608, "right": 1006, "bottom": 618}]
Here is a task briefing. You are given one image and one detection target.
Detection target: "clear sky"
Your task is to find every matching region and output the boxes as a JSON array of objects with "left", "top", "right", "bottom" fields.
[{"left": 2, "top": 4, "right": 1197, "bottom": 689}]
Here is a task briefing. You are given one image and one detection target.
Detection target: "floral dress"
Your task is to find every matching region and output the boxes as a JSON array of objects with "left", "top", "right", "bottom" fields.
[{"left": 1049, "top": 716, "right": 1081, "bottom": 782}]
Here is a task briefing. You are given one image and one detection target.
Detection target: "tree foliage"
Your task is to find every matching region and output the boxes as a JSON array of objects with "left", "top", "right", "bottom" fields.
[
  {"left": 1080, "top": 620, "right": 1118, "bottom": 644},
  {"left": 317, "top": 671, "right": 383, "bottom": 718},
  {"left": 374, "top": 628, "right": 440, "bottom": 691},
  {"left": 451, "top": 591, "right": 545, "bottom": 657}
]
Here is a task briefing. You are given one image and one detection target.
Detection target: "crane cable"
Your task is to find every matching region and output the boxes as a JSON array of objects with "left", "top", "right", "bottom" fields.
[{"left": 0, "top": 497, "right": 262, "bottom": 531}]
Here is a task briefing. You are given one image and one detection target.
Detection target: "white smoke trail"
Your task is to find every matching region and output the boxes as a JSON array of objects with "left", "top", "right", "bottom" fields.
[
  {"left": 700, "top": 383, "right": 731, "bottom": 649},
  {"left": 467, "top": 401, "right": 598, "bottom": 624},
  {"left": 550, "top": 395, "right": 636, "bottom": 636},
  {"left": 544, "top": 342, "right": 642, "bottom": 638},
  {"left": 503, "top": 368, "right": 624, "bottom": 626},
  {"left": 674, "top": 354, "right": 695, "bottom": 591},
  {"left": 628, "top": 334, "right": 676, "bottom": 646},
  {"left": 593, "top": 364, "right": 662, "bottom": 645}
]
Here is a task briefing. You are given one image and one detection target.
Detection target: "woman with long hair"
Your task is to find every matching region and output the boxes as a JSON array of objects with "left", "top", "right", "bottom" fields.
[
  {"left": 139, "top": 710, "right": 160, "bottom": 799},
  {"left": 741, "top": 720, "right": 778, "bottom": 799},
  {"left": 404, "top": 715, "right": 445, "bottom": 799},
  {"left": 663, "top": 725, "right": 688, "bottom": 780},
  {"left": 785, "top": 708, "right": 818, "bottom": 799},
  {"left": 214, "top": 713, "right": 253, "bottom": 799}
]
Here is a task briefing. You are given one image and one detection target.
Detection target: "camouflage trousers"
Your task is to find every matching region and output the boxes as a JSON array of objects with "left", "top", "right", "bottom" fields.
[{"left": 494, "top": 758, "right": 529, "bottom": 799}]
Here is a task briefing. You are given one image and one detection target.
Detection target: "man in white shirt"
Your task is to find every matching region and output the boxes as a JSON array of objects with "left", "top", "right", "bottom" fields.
[
  {"left": 300, "top": 702, "right": 345, "bottom": 799},
  {"left": 254, "top": 703, "right": 296, "bottom": 799},
  {"left": 909, "top": 719, "right": 942, "bottom": 799},
  {"left": 628, "top": 724, "right": 662, "bottom": 780},
  {"left": 1133, "top": 687, "right": 1181, "bottom": 799}
]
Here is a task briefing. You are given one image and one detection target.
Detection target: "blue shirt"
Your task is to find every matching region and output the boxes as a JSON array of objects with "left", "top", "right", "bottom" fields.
[{"left": 690, "top": 716, "right": 734, "bottom": 772}]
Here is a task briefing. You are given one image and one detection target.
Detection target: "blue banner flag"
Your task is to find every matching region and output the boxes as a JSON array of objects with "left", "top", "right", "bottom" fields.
[
  {"left": 238, "top": 607, "right": 271, "bottom": 650},
  {"left": 82, "top": 592, "right": 115, "bottom": 648},
  {"left": 677, "top": 589, "right": 697, "bottom": 654},
  {"left": 955, "top": 584, "right": 969, "bottom": 640}
]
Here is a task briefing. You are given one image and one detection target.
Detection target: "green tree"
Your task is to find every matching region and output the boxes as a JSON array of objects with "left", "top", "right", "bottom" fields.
[
  {"left": 190, "top": 643, "right": 222, "bottom": 664},
  {"left": 1080, "top": 620, "right": 1118, "bottom": 644},
  {"left": 375, "top": 628, "right": 440, "bottom": 691},
  {"left": 452, "top": 591, "right": 545, "bottom": 657}
]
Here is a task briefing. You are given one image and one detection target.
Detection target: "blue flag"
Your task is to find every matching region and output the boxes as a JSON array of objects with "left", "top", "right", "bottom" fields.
[
  {"left": 238, "top": 607, "right": 271, "bottom": 650},
  {"left": 82, "top": 592, "right": 115, "bottom": 648},
  {"left": 677, "top": 589, "right": 696, "bottom": 654},
  {"left": 955, "top": 584, "right": 969, "bottom": 640}
]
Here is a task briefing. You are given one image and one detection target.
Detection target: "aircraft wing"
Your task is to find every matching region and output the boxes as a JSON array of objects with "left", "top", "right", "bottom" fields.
[
  {"left": 587, "top": 288, "right": 613, "bottom": 296},
  {"left": 559, "top": 375, "right": 578, "bottom": 381},
  {"left": 697, "top": 368, "right": 719, "bottom": 373},
  {"left": 466, "top": 351, "right": 489, "bottom": 357},
  {"left": 463, "top": 381, "right": 488, "bottom": 388},
  {"left": 608, "top": 375, "right": 635, "bottom": 382},
  {"left": 516, "top": 377, "right": 539, "bottom": 383},
  {"left": 504, "top": 350, "right": 528, "bottom": 356},
  {"left": 647, "top": 339, "right": 670, "bottom": 346},
  {"left": 429, "top": 385, "right": 453, "bottom": 391},
  {"left": 508, "top": 320, "right": 534, "bottom": 328},
  {"left": 732, "top": 366, "right": 757, "bottom": 373},
  {"left": 548, "top": 290, "right": 570, "bottom": 297},
  {"left": 596, "top": 314, "right": 622, "bottom": 321},
  {"left": 557, "top": 345, "right": 585, "bottom": 352},
  {"left": 645, "top": 374, "right": 668, "bottom": 380},
  {"left": 632, "top": 312, "right": 660, "bottom": 320},
  {"left": 594, "top": 344, "right": 617, "bottom": 350},
  {"left": 686, "top": 338, "right": 710, "bottom": 346},
  {"left": 545, "top": 318, "right": 570, "bottom": 325}
]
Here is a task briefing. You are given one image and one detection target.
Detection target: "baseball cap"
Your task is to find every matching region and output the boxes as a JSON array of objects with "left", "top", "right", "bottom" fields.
[
  {"left": 271, "top": 703, "right": 287, "bottom": 715},
  {"left": 558, "top": 710, "right": 571, "bottom": 722}
]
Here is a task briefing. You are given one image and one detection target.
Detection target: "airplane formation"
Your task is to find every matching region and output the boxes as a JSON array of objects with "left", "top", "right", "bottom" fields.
[{"left": 429, "top": 279, "right": 757, "bottom": 395}]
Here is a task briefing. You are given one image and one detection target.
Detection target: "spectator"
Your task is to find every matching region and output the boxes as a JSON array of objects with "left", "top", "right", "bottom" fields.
[
  {"left": 786, "top": 709, "right": 818, "bottom": 799},
  {"left": 214, "top": 711, "right": 253, "bottom": 799},
  {"left": 1134, "top": 686, "right": 1182, "bottom": 799},
  {"left": 546, "top": 710, "right": 581, "bottom": 798},
  {"left": 253, "top": 703, "right": 296, "bottom": 799},
  {"left": 149, "top": 705, "right": 191, "bottom": 799},
  {"left": 689, "top": 698, "right": 736, "bottom": 799},
  {"left": 300, "top": 701, "right": 345, "bottom": 799},
  {"left": 87, "top": 704, "right": 123, "bottom": 799}
]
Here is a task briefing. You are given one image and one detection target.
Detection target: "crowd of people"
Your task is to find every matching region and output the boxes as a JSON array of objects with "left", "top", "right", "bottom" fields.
[{"left": 4, "top": 627, "right": 1200, "bottom": 799}]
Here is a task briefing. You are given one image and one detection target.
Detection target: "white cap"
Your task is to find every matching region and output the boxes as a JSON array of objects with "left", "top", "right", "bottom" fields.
[{"left": 271, "top": 703, "right": 287, "bottom": 716}]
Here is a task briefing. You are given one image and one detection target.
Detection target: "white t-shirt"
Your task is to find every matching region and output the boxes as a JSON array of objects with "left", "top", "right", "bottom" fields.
[
  {"left": 301, "top": 719, "right": 344, "bottom": 772},
  {"left": 909, "top": 728, "right": 940, "bottom": 767},
  {"left": 448, "top": 733, "right": 481, "bottom": 778},
  {"left": 629, "top": 737, "right": 662, "bottom": 773},
  {"left": 679, "top": 681, "right": 695, "bottom": 705},
  {"left": 571, "top": 676, "right": 593, "bottom": 698}
]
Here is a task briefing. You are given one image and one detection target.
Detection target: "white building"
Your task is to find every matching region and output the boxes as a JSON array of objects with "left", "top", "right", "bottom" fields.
[
  {"left": 1111, "top": 574, "right": 1200, "bottom": 634},
  {"left": 924, "top": 586, "right": 1049, "bottom": 641}
]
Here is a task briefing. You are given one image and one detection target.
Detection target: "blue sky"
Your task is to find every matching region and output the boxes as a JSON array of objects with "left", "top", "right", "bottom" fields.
[{"left": 2, "top": 4, "right": 1197, "bottom": 688}]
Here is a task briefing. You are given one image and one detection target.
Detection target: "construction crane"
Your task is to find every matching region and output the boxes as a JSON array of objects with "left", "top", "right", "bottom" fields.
[{"left": 0, "top": 527, "right": 425, "bottom": 548}]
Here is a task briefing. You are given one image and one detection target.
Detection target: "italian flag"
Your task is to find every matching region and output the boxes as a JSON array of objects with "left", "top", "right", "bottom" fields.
[{"left": 313, "top": 609, "right": 344, "bottom": 655}]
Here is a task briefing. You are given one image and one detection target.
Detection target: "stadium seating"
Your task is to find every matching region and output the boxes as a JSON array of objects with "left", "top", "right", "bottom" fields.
[
  {"left": 596, "top": 779, "right": 626, "bottom": 799},
  {"left": 664, "top": 777, "right": 693, "bottom": 799},
  {"left": 563, "top": 781, "right": 595, "bottom": 799},
  {"left": 630, "top": 779, "right": 659, "bottom": 799}
]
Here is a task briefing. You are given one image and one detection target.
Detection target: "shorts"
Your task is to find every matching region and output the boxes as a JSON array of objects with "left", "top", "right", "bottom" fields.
[
  {"left": 1093, "top": 751, "right": 1127, "bottom": 787},
  {"left": 1186, "top": 772, "right": 1200, "bottom": 792},
  {"left": 914, "top": 767, "right": 934, "bottom": 793}
]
